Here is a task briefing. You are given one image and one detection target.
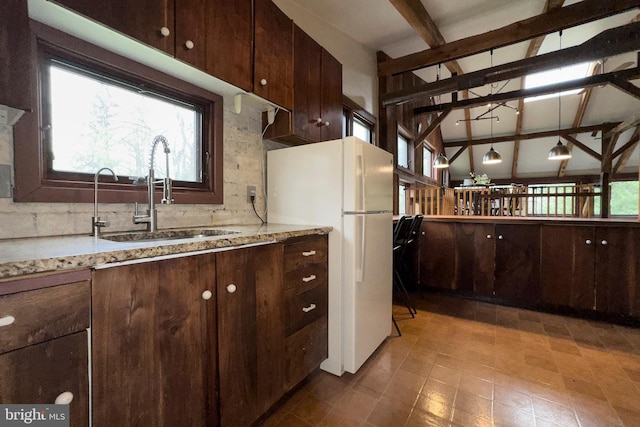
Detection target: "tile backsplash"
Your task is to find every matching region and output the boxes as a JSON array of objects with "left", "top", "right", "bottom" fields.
[{"left": 0, "top": 97, "right": 270, "bottom": 239}]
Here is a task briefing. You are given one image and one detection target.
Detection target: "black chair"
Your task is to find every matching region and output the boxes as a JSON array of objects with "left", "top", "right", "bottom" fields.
[{"left": 393, "top": 215, "right": 423, "bottom": 318}]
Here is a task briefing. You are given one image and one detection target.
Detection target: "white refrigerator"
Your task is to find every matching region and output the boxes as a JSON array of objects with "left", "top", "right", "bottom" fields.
[{"left": 267, "top": 136, "right": 393, "bottom": 376}]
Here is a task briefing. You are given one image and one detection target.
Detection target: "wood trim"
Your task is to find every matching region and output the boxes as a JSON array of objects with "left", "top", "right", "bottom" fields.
[
  {"left": 378, "top": 0, "right": 640, "bottom": 76},
  {"left": 13, "top": 21, "right": 224, "bottom": 204},
  {"left": 0, "top": 269, "right": 91, "bottom": 296}
]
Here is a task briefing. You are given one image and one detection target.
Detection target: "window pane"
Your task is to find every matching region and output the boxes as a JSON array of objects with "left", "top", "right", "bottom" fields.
[
  {"left": 353, "top": 117, "right": 371, "bottom": 143},
  {"left": 611, "top": 181, "right": 639, "bottom": 216},
  {"left": 397, "top": 134, "right": 409, "bottom": 168},
  {"left": 48, "top": 61, "right": 201, "bottom": 182},
  {"left": 423, "top": 147, "right": 432, "bottom": 177},
  {"left": 398, "top": 185, "right": 406, "bottom": 215}
]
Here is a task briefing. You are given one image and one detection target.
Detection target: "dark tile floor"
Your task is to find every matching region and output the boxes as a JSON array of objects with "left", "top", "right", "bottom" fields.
[{"left": 260, "top": 293, "right": 640, "bottom": 427}]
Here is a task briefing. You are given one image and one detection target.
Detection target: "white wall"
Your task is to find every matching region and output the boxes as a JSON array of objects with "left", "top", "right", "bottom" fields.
[
  {"left": 0, "top": 98, "right": 267, "bottom": 239},
  {"left": 273, "top": 0, "right": 378, "bottom": 115}
]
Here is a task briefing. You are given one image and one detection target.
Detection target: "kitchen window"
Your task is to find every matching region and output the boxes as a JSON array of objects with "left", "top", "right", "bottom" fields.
[
  {"left": 396, "top": 125, "right": 413, "bottom": 172},
  {"left": 422, "top": 146, "right": 433, "bottom": 178},
  {"left": 13, "top": 24, "right": 223, "bottom": 204},
  {"left": 343, "top": 96, "right": 375, "bottom": 144}
]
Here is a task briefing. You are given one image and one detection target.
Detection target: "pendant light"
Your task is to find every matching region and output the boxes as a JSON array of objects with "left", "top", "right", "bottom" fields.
[
  {"left": 433, "top": 152, "right": 450, "bottom": 168},
  {"left": 483, "top": 50, "right": 502, "bottom": 165},
  {"left": 549, "top": 30, "right": 572, "bottom": 161}
]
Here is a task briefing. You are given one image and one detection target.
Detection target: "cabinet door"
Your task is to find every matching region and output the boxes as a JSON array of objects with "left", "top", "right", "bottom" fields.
[
  {"left": 217, "top": 244, "right": 284, "bottom": 427},
  {"left": 92, "top": 255, "right": 215, "bottom": 427},
  {"left": 0, "top": 0, "right": 32, "bottom": 110},
  {"left": 595, "top": 227, "right": 640, "bottom": 316},
  {"left": 540, "top": 225, "right": 595, "bottom": 310},
  {"left": 204, "top": 0, "right": 252, "bottom": 91},
  {"left": 0, "top": 331, "right": 89, "bottom": 427},
  {"left": 293, "top": 25, "right": 322, "bottom": 142},
  {"left": 254, "top": 0, "right": 293, "bottom": 110},
  {"left": 54, "top": 0, "right": 175, "bottom": 55},
  {"left": 175, "top": 0, "right": 206, "bottom": 68},
  {"left": 420, "top": 222, "right": 456, "bottom": 290},
  {"left": 494, "top": 224, "right": 541, "bottom": 305},
  {"left": 320, "top": 48, "right": 343, "bottom": 141},
  {"left": 455, "top": 223, "right": 495, "bottom": 296}
]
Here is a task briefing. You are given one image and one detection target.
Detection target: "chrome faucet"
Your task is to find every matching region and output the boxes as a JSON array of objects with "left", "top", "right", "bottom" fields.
[
  {"left": 133, "top": 135, "right": 174, "bottom": 232},
  {"left": 92, "top": 167, "right": 119, "bottom": 237}
]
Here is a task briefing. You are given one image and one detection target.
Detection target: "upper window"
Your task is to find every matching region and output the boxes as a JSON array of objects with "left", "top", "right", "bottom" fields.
[
  {"left": 422, "top": 146, "right": 433, "bottom": 178},
  {"left": 14, "top": 24, "right": 223, "bottom": 204},
  {"left": 343, "top": 96, "right": 375, "bottom": 144},
  {"left": 524, "top": 62, "right": 591, "bottom": 103}
]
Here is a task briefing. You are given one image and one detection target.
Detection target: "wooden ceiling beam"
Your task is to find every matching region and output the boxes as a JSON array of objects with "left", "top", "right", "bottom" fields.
[
  {"left": 448, "top": 146, "right": 467, "bottom": 164},
  {"left": 512, "top": 0, "right": 565, "bottom": 180},
  {"left": 414, "top": 107, "right": 452, "bottom": 148},
  {"left": 562, "top": 135, "right": 602, "bottom": 161},
  {"left": 379, "top": 0, "right": 640, "bottom": 77},
  {"left": 413, "top": 67, "right": 640, "bottom": 115},
  {"left": 383, "top": 21, "right": 640, "bottom": 106},
  {"left": 612, "top": 126, "right": 640, "bottom": 158},
  {"left": 610, "top": 78, "right": 640, "bottom": 100},
  {"left": 444, "top": 123, "right": 620, "bottom": 148}
]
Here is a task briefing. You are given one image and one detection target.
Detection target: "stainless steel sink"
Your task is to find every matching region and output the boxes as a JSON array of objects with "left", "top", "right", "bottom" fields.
[{"left": 100, "top": 228, "right": 240, "bottom": 242}]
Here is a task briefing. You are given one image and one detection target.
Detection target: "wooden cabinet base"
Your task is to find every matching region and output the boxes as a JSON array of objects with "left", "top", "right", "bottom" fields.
[{"left": 284, "top": 318, "right": 328, "bottom": 390}]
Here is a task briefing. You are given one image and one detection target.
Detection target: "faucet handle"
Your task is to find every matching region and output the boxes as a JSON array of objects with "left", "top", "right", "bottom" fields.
[{"left": 130, "top": 176, "right": 147, "bottom": 185}]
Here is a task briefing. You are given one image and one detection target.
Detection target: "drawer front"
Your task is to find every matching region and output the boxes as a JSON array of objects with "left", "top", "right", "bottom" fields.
[
  {"left": 284, "top": 263, "right": 327, "bottom": 294},
  {"left": 284, "top": 236, "right": 328, "bottom": 272},
  {"left": 0, "top": 281, "right": 90, "bottom": 354},
  {"left": 284, "top": 318, "right": 328, "bottom": 390},
  {"left": 285, "top": 284, "right": 327, "bottom": 336}
]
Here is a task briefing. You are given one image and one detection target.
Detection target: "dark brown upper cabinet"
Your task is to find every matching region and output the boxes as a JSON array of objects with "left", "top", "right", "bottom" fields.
[
  {"left": 264, "top": 25, "right": 342, "bottom": 144},
  {"left": 0, "top": 0, "right": 32, "bottom": 111}
]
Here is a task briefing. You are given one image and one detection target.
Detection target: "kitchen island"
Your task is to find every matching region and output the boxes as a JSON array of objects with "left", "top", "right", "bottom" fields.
[{"left": 418, "top": 216, "right": 640, "bottom": 322}]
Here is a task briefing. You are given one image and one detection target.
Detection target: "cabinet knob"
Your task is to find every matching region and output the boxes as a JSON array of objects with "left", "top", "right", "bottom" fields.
[
  {"left": 185, "top": 40, "right": 194, "bottom": 49},
  {"left": 486, "top": 234, "right": 492, "bottom": 239},
  {"left": 302, "top": 250, "right": 316, "bottom": 257},
  {"left": 601, "top": 240, "right": 608, "bottom": 246},
  {"left": 201, "top": 290, "right": 213, "bottom": 300},
  {"left": 159, "top": 26, "right": 170, "bottom": 37},
  {"left": 302, "top": 303, "right": 317, "bottom": 313},
  {"left": 421, "top": 231, "right": 425, "bottom": 235},
  {"left": 260, "top": 79, "right": 267, "bottom": 86},
  {"left": 226, "top": 284, "right": 237, "bottom": 294},
  {"left": 302, "top": 274, "right": 317, "bottom": 283},
  {"left": 0, "top": 315, "right": 15, "bottom": 327},
  {"left": 324, "top": 121, "right": 330, "bottom": 127},
  {"left": 316, "top": 117, "right": 323, "bottom": 124},
  {"left": 498, "top": 235, "right": 503, "bottom": 240},
  {"left": 55, "top": 391, "right": 74, "bottom": 405},
  {"left": 585, "top": 239, "right": 592, "bottom": 245}
]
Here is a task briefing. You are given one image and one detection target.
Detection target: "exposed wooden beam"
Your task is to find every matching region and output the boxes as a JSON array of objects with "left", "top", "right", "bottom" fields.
[
  {"left": 462, "top": 90, "right": 474, "bottom": 172},
  {"left": 512, "top": 0, "right": 565, "bottom": 180},
  {"left": 562, "top": 135, "right": 602, "bottom": 161},
  {"left": 610, "top": 78, "right": 640, "bottom": 100},
  {"left": 379, "top": 0, "right": 640, "bottom": 77},
  {"left": 612, "top": 127, "right": 640, "bottom": 174},
  {"left": 388, "top": 0, "right": 463, "bottom": 76},
  {"left": 444, "top": 123, "right": 620, "bottom": 148},
  {"left": 558, "top": 62, "right": 602, "bottom": 177},
  {"left": 604, "top": 116, "right": 640, "bottom": 137},
  {"left": 414, "top": 107, "right": 452, "bottom": 148},
  {"left": 414, "top": 67, "right": 640, "bottom": 115},
  {"left": 602, "top": 132, "right": 621, "bottom": 168},
  {"left": 448, "top": 146, "right": 467, "bottom": 164},
  {"left": 383, "top": 21, "right": 640, "bottom": 106}
]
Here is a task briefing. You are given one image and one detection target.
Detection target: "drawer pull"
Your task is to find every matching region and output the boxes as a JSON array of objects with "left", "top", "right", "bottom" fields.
[
  {"left": 0, "top": 316, "right": 15, "bottom": 327},
  {"left": 226, "top": 284, "right": 237, "bottom": 294},
  {"left": 55, "top": 391, "right": 74, "bottom": 405},
  {"left": 302, "top": 275, "right": 317, "bottom": 283},
  {"left": 201, "top": 290, "right": 213, "bottom": 301},
  {"left": 302, "top": 303, "right": 317, "bottom": 313},
  {"left": 302, "top": 250, "right": 316, "bottom": 257}
]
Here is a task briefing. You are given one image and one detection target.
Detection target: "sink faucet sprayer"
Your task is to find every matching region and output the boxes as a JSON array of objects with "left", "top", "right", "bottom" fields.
[
  {"left": 133, "top": 135, "right": 174, "bottom": 232},
  {"left": 92, "top": 167, "right": 119, "bottom": 237}
]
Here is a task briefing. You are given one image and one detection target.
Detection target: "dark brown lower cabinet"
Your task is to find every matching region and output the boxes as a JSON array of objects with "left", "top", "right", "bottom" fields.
[
  {"left": 455, "top": 222, "right": 495, "bottom": 296},
  {"left": 216, "top": 244, "right": 285, "bottom": 427},
  {"left": 541, "top": 225, "right": 596, "bottom": 310},
  {"left": 0, "top": 332, "right": 89, "bottom": 427},
  {"left": 420, "top": 221, "right": 456, "bottom": 290},
  {"left": 92, "top": 254, "right": 216, "bottom": 427}
]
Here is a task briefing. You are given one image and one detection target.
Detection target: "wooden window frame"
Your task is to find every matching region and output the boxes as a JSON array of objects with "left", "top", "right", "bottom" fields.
[
  {"left": 13, "top": 21, "right": 223, "bottom": 204},
  {"left": 343, "top": 95, "right": 376, "bottom": 145},
  {"left": 396, "top": 124, "right": 414, "bottom": 174}
]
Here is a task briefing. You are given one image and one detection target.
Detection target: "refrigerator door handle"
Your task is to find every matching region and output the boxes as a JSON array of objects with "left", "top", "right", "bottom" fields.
[
  {"left": 356, "top": 215, "right": 366, "bottom": 283},
  {"left": 356, "top": 146, "right": 366, "bottom": 211}
]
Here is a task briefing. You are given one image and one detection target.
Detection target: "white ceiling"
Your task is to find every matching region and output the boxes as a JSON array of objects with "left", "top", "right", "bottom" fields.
[{"left": 287, "top": 0, "right": 640, "bottom": 182}]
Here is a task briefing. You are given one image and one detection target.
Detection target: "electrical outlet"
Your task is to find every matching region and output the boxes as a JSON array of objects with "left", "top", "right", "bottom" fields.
[{"left": 247, "top": 185, "right": 256, "bottom": 203}]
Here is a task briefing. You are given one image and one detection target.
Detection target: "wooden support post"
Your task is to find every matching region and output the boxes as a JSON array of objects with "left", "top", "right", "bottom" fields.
[{"left": 600, "top": 172, "right": 611, "bottom": 218}]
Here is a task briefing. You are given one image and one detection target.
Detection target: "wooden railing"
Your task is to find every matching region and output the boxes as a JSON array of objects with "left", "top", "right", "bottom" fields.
[{"left": 405, "top": 184, "right": 600, "bottom": 218}]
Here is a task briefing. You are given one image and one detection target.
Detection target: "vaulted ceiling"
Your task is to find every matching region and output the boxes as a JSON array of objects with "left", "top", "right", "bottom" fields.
[{"left": 287, "top": 0, "right": 640, "bottom": 183}]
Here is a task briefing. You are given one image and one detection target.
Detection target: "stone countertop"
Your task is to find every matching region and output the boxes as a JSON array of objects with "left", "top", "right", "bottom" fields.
[{"left": 0, "top": 223, "right": 332, "bottom": 279}]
